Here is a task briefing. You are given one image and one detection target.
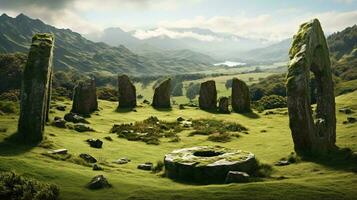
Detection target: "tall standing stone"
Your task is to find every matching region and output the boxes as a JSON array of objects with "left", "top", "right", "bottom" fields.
[
  {"left": 152, "top": 78, "right": 171, "bottom": 108},
  {"left": 199, "top": 80, "right": 217, "bottom": 110},
  {"left": 118, "top": 74, "right": 136, "bottom": 108},
  {"left": 18, "top": 33, "right": 54, "bottom": 143},
  {"left": 286, "top": 19, "right": 336, "bottom": 155},
  {"left": 218, "top": 97, "right": 230, "bottom": 113},
  {"left": 71, "top": 78, "right": 98, "bottom": 115},
  {"left": 231, "top": 78, "right": 251, "bottom": 113}
]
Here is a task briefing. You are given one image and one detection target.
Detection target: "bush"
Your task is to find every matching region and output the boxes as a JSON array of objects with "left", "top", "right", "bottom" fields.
[
  {"left": 97, "top": 87, "right": 118, "bottom": 101},
  {"left": 255, "top": 95, "right": 287, "bottom": 110},
  {"left": 0, "top": 90, "right": 20, "bottom": 101},
  {"left": 0, "top": 171, "right": 60, "bottom": 200},
  {"left": 0, "top": 101, "right": 18, "bottom": 113}
]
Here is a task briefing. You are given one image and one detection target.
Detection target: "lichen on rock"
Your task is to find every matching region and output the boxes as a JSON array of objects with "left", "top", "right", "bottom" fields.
[
  {"left": 164, "top": 146, "right": 257, "bottom": 183},
  {"left": 17, "top": 33, "right": 54, "bottom": 143},
  {"left": 286, "top": 19, "right": 336, "bottom": 155}
]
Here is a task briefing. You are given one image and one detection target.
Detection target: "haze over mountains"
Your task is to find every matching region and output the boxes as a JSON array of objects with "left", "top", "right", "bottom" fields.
[
  {"left": 0, "top": 13, "right": 217, "bottom": 75},
  {"left": 86, "top": 26, "right": 290, "bottom": 63}
]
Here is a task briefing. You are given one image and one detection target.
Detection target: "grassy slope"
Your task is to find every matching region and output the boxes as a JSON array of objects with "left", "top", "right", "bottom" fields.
[
  {"left": 135, "top": 72, "right": 274, "bottom": 105},
  {"left": 0, "top": 91, "right": 356, "bottom": 200}
]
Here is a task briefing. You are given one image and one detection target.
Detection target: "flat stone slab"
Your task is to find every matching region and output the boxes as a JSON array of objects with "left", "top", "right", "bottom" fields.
[
  {"left": 47, "top": 149, "right": 68, "bottom": 155},
  {"left": 164, "top": 146, "right": 257, "bottom": 183}
]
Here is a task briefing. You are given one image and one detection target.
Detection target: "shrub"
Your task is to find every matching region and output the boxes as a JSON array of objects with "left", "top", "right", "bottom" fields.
[
  {"left": 0, "top": 171, "right": 60, "bottom": 200},
  {"left": 255, "top": 95, "right": 287, "bottom": 110},
  {"left": 0, "top": 101, "right": 18, "bottom": 113},
  {"left": 97, "top": 87, "right": 118, "bottom": 101},
  {"left": 0, "top": 90, "right": 20, "bottom": 102}
]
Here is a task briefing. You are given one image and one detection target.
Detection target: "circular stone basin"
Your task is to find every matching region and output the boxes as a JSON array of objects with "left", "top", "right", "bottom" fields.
[{"left": 164, "top": 146, "right": 257, "bottom": 183}]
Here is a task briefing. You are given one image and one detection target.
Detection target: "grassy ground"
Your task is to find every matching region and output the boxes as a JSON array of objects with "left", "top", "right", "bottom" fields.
[
  {"left": 135, "top": 72, "right": 274, "bottom": 105},
  {"left": 0, "top": 91, "right": 356, "bottom": 200}
]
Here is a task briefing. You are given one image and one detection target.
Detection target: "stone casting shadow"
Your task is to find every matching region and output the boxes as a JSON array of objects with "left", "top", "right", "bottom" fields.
[
  {"left": 240, "top": 111, "right": 260, "bottom": 119},
  {"left": 116, "top": 107, "right": 135, "bottom": 113},
  {"left": 153, "top": 107, "right": 173, "bottom": 112},
  {"left": 0, "top": 132, "right": 36, "bottom": 156},
  {"left": 302, "top": 147, "right": 357, "bottom": 173}
]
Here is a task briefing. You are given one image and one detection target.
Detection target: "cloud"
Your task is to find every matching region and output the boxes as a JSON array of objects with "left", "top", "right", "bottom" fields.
[
  {"left": 133, "top": 27, "right": 222, "bottom": 41},
  {"left": 333, "top": 0, "right": 356, "bottom": 3},
  {"left": 0, "top": 0, "right": 72, "bottom": 10},
  {"left": 155, "top": 10, "right": 357, "bottom": 42}
]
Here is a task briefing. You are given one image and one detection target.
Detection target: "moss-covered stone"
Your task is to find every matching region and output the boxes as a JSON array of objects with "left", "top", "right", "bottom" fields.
[
  {"left": 231, "top": 78, "right": 251, "bottom": 113},
  {"left": 286, "top": 19, "right": 336, "bottom": 155},
  {"left": 71, "top": 78, "right": 98, "bottom": 115},
  {"left": 199, "top": 80, "right": 217, "bottom": 110},
  {"left": 17, "top": 33, "right": 54, "bottom": 143},
  {"left": 118, "top": 74, "right": 136, "bottom": 108},
  {"left": 152, "top": 78, "right": 171, "bottom": 108},
  {"left": 164, "top": 146, "right": 257, "bottom": 183}
]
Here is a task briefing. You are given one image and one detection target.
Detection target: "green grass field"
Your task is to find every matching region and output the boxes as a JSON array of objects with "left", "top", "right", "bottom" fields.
[
  {"left": 0, "top": 90, "right": 356, "bottom": 200},
  {"left": 136, "top": 72, "right": 275, "bottom": 105}
]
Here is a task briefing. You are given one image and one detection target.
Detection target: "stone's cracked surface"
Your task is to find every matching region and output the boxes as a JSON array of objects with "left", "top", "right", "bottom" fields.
[
  {"left": 152, "top": 78, "right": 171, "bottom": 108},
  {"left": 71, "top": 77, "right": 98, "bottom": 115},
  {"left": 199, "top": 80, "right": 217, "bottom": 110},
  {"left": 231, "top": 78, "right": 251, "bottom": 113},
  {"left": 286, "top": 19, "right": 336, "bottom": 155},
  {"left": 18, "top": 33, "right": 54, "bottom": 143},
  {"left": 164, "top": 146, "right": 257, "bottom": 183},
  {"left": 118, "top": 74, "right": 136, "bottom": 108}
]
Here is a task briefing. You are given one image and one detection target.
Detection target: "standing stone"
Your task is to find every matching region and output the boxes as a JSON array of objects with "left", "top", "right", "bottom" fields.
[
  {"left": 286, "top": 19, "right": 336, "bottom": 155},
  {"left": 218, "top": 97, "right": 230, "bottom": 113},
  {"left": 231, "top": 78, "right": 251, "bottom": 113},
  {"left": 199, "top": 80, "right": 217, "bottom": 110},
  {"left": 71, "top": 78, "right": 98, "bottom": 115},
  {"left": 18, "top": 33, "right": 54, "bottom": 143},
  {"left": 152, "top": 78, "right": 171, "bottom": 108},
  {"left": 118, "top": 74, "right": 136, "bottom": 108}
]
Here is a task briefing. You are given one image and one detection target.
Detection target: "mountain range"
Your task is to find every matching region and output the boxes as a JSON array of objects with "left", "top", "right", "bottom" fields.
[{"left": 0, "top": 14, "right": 216, "bottom": 75}]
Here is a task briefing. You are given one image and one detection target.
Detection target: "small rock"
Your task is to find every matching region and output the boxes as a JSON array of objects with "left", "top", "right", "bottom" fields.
[
  {"left": 87, "top": 175, "right": 110, "bottom": 189},
  {"left": 64, "top": 113, "right": 89, "bottom": 124},
  {"left": 137, "top": 162, "right": 153, "bottom": 171},
  {"left": 339, "top": 108, "right": 353, "bottom": 114},
  {"left": 56, "top": 105, "right": 66, "bottom": 111},
  {"left": 225, "top": 171, "right": 250, "bottom": 183},
  {"left": 47, "top": 149, "right": 68, "bottom": 155},
  {"left": 79, "top": 153, "right": 97, "bottom": 163},
  {"left": 260, "top": 130, "right": 267, "bottom": 133},
  {"left": 86, "top": 139, "right": 103, "bottom": 148},
  {"left": 52, "top": 119, "right": 67, "bottom": 128},
  {"left": 54, "top": 116, "right": 62, "bottom": 121},
  {"left": 93, "top": 164, "right": 103, "bottom": 171},
  {"left": 275, "top": 160, "right": 290, "bottom": 166},
  {"left": 181, "top": 121, "right": 192, "bottom": 128},
  {"left": 347, "top": 117, "right": 356, "bottom": 124},
  {"left": 179, "top": 104, "right": 185, "bottom": 109},
  {"left": 113, "top": 157, "right": 131, "bottom": 164},
  {"left": 104, "top": 136, "right": 113, "bottom": 141},
  {"left": 176, "top": 117, "right": 185, "bottom": 122},
  {"left": 74, "top": 124, "right": 94, "bottom": 132}
]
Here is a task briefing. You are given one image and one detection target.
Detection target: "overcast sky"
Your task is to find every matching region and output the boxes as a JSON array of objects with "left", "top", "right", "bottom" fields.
[{"left": 0, "top": 0, "right": 356, "bottom": 42}]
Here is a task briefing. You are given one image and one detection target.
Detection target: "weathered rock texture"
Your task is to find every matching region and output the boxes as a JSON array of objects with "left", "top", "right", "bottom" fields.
[
  {"left": 118, "top": 74, "right": 136, "bottom": 108},
  {"left": 286, "top": 19, "right": 336, "bottom": 155},
  {"left": 17, "top": 33, "right": 54, "bottom": 143},
  {"left": 164, "top": 146, "right": 257, "bottom": 183},
  {"left": 71, "top": 78, "right": 98, "bottom": 115},
  {"left": 199, "top": 80, "right": 217, "bottom": 110},
  {"left": 218, "top": 97, "right": 230, "bottom": 113},
  {"left": 231, "top": 78, "right": 251, "bottom": 113},
  {"left": 152, "top": 78, "right": 171, "bottom": 108}
]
